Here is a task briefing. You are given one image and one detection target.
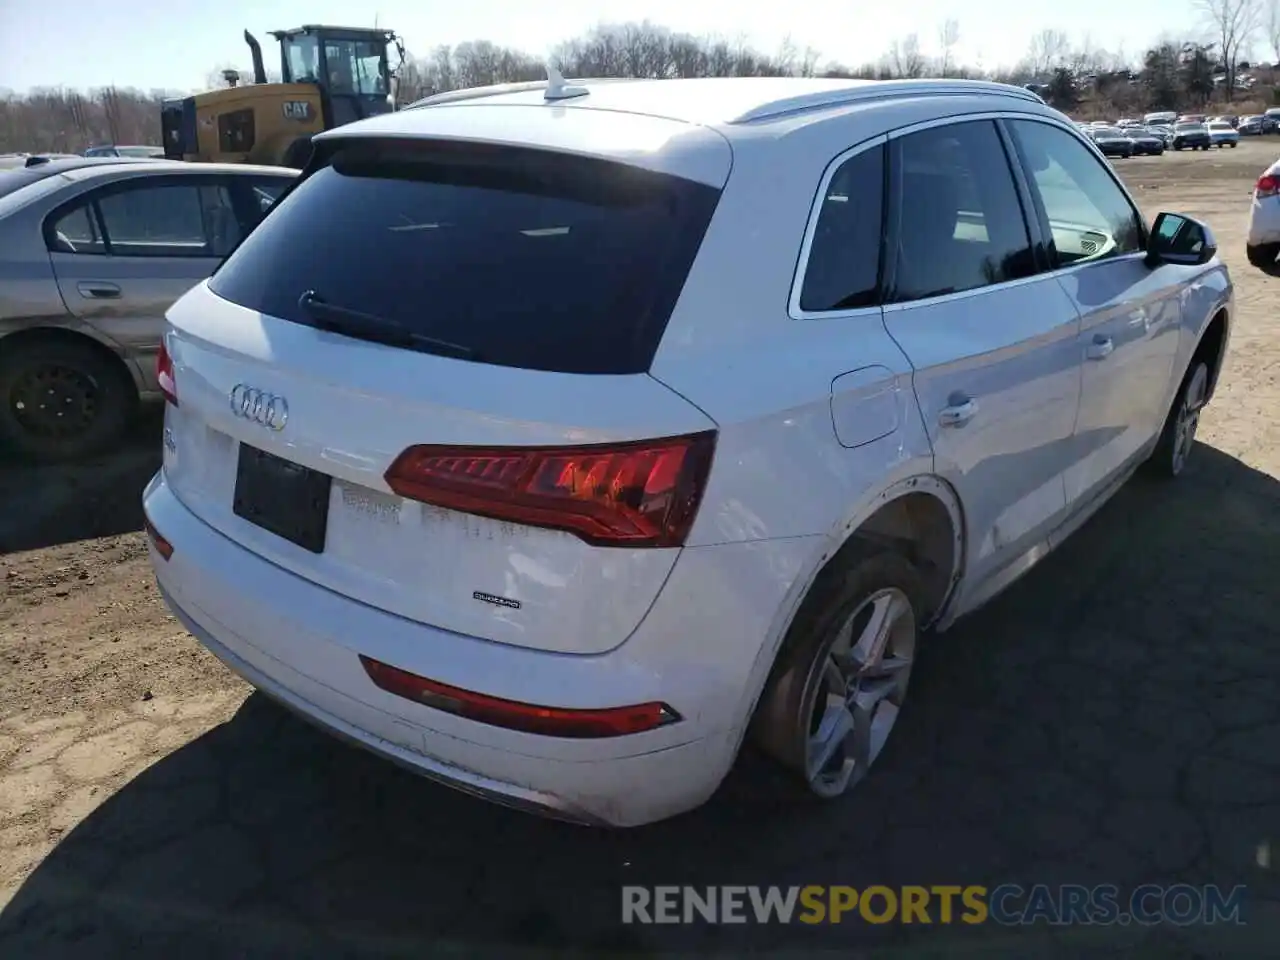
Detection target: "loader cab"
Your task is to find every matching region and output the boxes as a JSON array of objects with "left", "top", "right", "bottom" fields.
[{"left": 273, "top": 26, "right": 396, "bottom": 129}]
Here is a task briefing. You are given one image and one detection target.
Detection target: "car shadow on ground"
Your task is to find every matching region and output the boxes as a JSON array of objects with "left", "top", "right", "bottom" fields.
[
  {"left": 2, "top": 443, "right": 1278, "bottom": 958},
  {"left": 0, "top": 409, "right": 162, "bottom": 555}
]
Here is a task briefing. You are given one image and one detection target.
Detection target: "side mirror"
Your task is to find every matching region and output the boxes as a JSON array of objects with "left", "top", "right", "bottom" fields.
[{"left": 1146, "top": 212, "right": 1217, "bottom": 266}]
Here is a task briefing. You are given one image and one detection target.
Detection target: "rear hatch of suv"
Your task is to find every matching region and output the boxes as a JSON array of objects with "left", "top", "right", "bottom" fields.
[{"left": 161, "top": 122, "right": 726, "bottom": 656}]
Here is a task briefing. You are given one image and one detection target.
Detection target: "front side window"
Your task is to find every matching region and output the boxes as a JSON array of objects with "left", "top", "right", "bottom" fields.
[
  {"left": 890, "top": 120, "right": 1036, "bottom": 304},
  {"left": 1007, "top": 120, "right": 1144, "bottom": 268},
  {"left": 799, "top": 144, "right": 885, "bottom": 312}
]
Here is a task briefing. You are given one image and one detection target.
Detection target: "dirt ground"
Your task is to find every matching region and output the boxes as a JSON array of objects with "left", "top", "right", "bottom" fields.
[{"left": 1, "top": 141, "right": 1278, "bottom": 957}]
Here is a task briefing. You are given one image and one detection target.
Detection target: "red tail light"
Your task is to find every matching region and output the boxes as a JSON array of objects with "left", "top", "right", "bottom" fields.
[
  {"left": 359, "top": 655, "right": 680, "bottom": 737},
  {"left": 384, "top": 431, "right": 716, "bottom": 548},
  {"left": 1257, "top": 174, "right": 1280, "bottom": 199},
  {"left": 156, "top": 339, "right": 178, "bottom": 406}
]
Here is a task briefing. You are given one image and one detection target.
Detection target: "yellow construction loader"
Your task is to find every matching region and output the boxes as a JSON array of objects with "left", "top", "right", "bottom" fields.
[{"left": 160, "top": 25, "right": 405, "bottom": 168}]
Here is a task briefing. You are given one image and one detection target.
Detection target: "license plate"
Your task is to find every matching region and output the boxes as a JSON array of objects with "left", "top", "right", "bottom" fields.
[{"left": 233, "top": 444, "right": 331, "bottom": 553}]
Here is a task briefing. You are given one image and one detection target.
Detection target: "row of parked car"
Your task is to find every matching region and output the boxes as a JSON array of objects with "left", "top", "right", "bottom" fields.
[{"left": 1075, "top": 118, "right": 1242, "bottom": 157}]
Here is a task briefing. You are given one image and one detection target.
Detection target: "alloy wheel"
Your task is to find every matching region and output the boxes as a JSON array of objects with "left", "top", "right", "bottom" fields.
[
  {"left": 800, "top": 588, "right": 917, "bottom": 798},
  {"left": 1170, "top": 364, "right": 1208, "bottom": 476}
]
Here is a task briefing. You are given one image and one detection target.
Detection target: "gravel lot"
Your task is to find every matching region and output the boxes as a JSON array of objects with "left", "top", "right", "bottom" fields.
[{"left": 1, "top": 140, "right": 1278, "bottom": 958}]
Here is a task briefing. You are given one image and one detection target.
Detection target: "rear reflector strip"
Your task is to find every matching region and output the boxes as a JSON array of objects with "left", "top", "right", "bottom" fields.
[
  {"left": 359, "top": 655, "right": 680, "bottom": 738},
  {"left": 144, "top": 516, "right": 173, "bottom": 560}
]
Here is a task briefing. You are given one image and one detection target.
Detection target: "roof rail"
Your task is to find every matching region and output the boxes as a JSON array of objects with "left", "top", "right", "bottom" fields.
[
  {"left": 731, "top": 79, "right": 1046, "bottom": 124},
  {"left": 406, "top": 76, "right": 637, "bottom": 110},
  {"left": 406, "top": 80, "right": 554, "bottom": 109}
]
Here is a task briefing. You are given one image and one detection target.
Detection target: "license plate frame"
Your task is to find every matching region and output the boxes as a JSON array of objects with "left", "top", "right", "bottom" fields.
[{"left": 233, "top": 443, "right": 332, "bottom": 553}]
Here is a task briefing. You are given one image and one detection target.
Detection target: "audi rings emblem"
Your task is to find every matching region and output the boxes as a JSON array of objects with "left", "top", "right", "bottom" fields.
[{"left": 229, "top": 384, "right": 289, "bottom": 431}]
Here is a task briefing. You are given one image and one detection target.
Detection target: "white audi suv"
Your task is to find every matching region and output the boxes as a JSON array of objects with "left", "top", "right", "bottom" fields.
[{"left": 145, "top": 76, "right": 1232, "bottom": 826}]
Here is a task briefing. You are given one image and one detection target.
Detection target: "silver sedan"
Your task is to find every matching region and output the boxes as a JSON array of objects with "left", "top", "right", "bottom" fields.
[{"left": 0, "top": 157, "right": 296, "bottom": 461}]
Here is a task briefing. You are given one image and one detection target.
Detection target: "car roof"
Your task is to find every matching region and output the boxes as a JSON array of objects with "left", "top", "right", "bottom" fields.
[
  {"left": 0, "top": 157, "right": 296, "bottom": 202},
  {"left": 0, "top": 156, "right": 164, "bottom": 197},
  {"left": 54, "top": 160, "right": 297, "bottom": 182},
  {"left": 399, "top": 76, "right": 1044, "bottom": 128},
  {"left": 331, "top": 77, "right": 1049, "bottom": 186}
]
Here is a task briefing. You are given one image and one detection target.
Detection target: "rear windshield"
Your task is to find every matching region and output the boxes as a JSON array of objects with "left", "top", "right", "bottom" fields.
[
  {"left": 0, "top": 171, "right": 76, "bottom": 218},
  {"left": 208, "top": 138, "right": 722, "bottom": 375}
]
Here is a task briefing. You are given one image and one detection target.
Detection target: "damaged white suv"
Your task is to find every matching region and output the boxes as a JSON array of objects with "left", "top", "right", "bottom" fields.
[{"left": 145, "top": 76, "right": 1232, "bottom": 826}]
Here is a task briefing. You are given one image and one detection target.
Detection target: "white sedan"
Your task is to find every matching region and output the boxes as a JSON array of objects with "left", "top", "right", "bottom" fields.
[{"left": 1246, "top": 156, "right": 1280, "bottom": 272}]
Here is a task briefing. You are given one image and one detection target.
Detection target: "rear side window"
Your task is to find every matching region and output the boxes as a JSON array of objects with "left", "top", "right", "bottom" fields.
[
  {"left": 247, "top": 178, "right": 289, "bottom": 216},
  {"left": 799, "top": 144, "right": 884, "bottom": 312},
  {"left": 209, "top": 139, "right": 722, "bottom": 375}
]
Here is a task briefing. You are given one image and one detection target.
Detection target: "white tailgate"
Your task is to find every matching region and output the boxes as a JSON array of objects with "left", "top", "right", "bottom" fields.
[{"left": 161, "top": 282, "right": 716, "bottom": 655}]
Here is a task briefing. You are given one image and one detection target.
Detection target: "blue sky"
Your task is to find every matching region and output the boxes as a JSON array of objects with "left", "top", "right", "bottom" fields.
[{"left": 2, "top": 0, "right": 1211, "bottom": 93}]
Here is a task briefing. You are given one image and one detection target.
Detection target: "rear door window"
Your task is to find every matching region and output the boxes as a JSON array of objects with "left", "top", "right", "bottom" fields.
[
  {"left": 888, "top": 120, "right": 1037, "bottom": 303},
  {"left": 208, "top": 139, "right": 722, "bottom": 374},
  {"left": 44, "top": 177, "right": 242, "bottom": 258}
]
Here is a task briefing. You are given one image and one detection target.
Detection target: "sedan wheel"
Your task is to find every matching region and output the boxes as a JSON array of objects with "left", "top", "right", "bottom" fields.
[
  {"left": 752, "top": 552, "right": 923, "bottom": 800},
  {"left": 0, "top": 339, "right": 134, "bottom": 462}
]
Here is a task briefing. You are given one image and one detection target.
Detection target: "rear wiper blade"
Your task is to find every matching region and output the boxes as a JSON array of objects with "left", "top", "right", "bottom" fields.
[{"left": 297, "top": 290, "right": 475, "bottom": 360}]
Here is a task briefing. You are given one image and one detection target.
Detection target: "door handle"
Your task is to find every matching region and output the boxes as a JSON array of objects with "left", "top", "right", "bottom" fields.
[
  {"left": 938, "top": 397, "right": 978, "bottom": 428},
  {"left": 77, "top": 281, "right": 121, "bottom": 299},
  {"left": 1086, "top": 336, "right": 1114, "bottom": 360}
]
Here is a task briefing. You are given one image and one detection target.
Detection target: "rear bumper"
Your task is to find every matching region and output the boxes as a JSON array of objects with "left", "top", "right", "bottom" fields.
[
  {"left": 144, "top": 470, "right": 820, "bottom": 827},
  {"left": 159, "top": 583, "right": 613, "bottom": 824},
  {"left": 1247, "top": 197, "right": 1280, "bottom": 247}
]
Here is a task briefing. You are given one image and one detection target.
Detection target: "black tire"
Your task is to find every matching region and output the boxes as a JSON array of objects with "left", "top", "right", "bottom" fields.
[
  {"left": 1174, "top": 143, "right": 1183, "bottom": 151},
  {"left": 1246, "top": 242, "right": 1280, "bottom": 271},
  {"left": 280, "top": 136, "right": 313, "bottom": 170},
  {"left": 1145, "top": 360, "right": 1209, "bottom": 479},
  {"left": 750, "top": 551, "right": 925, "bottom": 800},
  {"left": 0, "top": 337, "right": 136, "bottom": 462},
  {"left": 1229, "top": 141, "right": 1237, "bottom": 148}
]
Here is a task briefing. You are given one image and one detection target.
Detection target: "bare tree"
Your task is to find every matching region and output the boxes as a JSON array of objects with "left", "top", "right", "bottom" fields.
[
  {"left": 938, "top": 19, "right": 961, "bottom": 76},
  {"left": 8, "top": 20, "right": 1276, "bottom": 155},
  {"left": 1267, "top": 0, "right": 1280, "bottom": 61},
  {"left": 1026, "top": 28, "right": 1070, "bottom": 78},
  {"left": 1197, "top": 0, "right": 1260, "bottom": 100},
  {"left": 888, "top": 34, "right": 925, "bottom": 78}
]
